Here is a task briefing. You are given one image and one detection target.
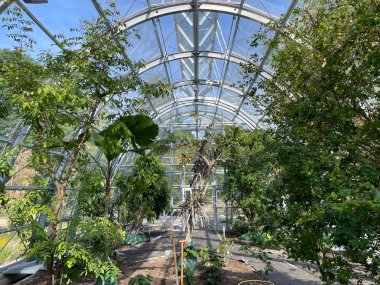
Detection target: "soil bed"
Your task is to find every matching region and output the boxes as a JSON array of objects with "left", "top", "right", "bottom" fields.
[{"left": 15, "top": 256, "right": 265, "bottom": 285}]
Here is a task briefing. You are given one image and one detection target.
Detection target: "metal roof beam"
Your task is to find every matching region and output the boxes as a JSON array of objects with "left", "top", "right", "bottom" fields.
[
  {"left": 15, "top": 0, "right": 62, "bottom": 48},
  {"left": 118, "top": 1, "right": 277, "bottom": 31},
  {"left": 151, "top": 97, "right": 258, "bottom": 129},
  {"left": 174, "top": 79, "right": 243, "bottom": 96},
  {"left": 192, "top": 0, "right": 200, "bottom": 139},
  {"left": 232, "top": 0, "right": 298, "bottom": 121},
  {"left": 91, "top": 0, "right": 161, "bottom": 119},
  {"left": 212, "top": 0, "right": 244, "bottom": 121},
  {"left": 138, "top": 50, "right": 272, "bottom": 79},
  {"left": 0, "top": 0, "right": 13, "bottom": 13}
]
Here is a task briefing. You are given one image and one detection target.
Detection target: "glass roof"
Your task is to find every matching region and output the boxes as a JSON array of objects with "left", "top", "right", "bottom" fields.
[{"left": 0, "top": 0, "right": 298, "bottom": 137}]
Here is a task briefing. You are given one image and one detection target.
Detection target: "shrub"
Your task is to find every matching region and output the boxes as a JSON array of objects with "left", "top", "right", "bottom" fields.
[
  {"left": 232, "top": 215, "right": 249, "bottom": 237},
  {"left": 76, "top": 217, "right": 125, "bottom": 258},
  {"left": 198, "top": 247, "right": 223, "bottom": 285},
  {"left": 128, "top": 274, "right": 152, "bottom": 285}
]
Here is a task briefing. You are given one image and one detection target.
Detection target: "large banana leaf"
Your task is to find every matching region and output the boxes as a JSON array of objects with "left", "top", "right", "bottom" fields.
[{"left": 93, "top": 114, "right": 158, "bottom": 162}]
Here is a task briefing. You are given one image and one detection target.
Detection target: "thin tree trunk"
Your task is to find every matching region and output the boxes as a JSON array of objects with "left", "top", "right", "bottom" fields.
[
  {"left": 44, "top": 100, "right": 100, "bottom": 285},
  {"left": 46, "top": 257, "right": 54, "bottom": 285},
  {"left": 130, "top": 208, "right": 144, "bottom": 234},
  {"left": 104, "top": 163, "right": 112, "bottom": 217}
]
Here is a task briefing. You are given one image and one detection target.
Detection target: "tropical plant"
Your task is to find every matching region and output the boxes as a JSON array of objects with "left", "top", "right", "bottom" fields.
[
  {"left": 128, "top": 274, "right": 152, "bottom": 285},
  {"left": 231, "top": 215, "right": 249, "bottom": 237},
  {"left": 76, "top": 169, "right": 106, "bottom": 218},
  {"left": 1, "top": 3, "right": 169, "bottom": 284},
  {"left": 241, "top": 0, "right": 380, "bottom": 283},
  {"left": 92, "top": 114, "right": 159, "bottom": 217},
  {"left": 27, "top": 240, "right": 121, "bottom": 285},
  {"left": 116, "top": 154, "right": 170, "bottom": 233},
  {"left": 198, "top": 246, "right": 223, "bottom": 285},
  {"left": 76, "top": 217, "right": 125, "bottom": 258},
  {"left": 221, "top": 127, "right": 283, "bottom": 237},
  {"left": 181, "top": 127, "right": 227, "bottom": 241},
  {"left": 177, "top": 244, "right": 198, "bottom": 285}
]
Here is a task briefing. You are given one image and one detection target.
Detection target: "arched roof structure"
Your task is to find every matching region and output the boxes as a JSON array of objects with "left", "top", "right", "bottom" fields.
[{"left": 0, "top": 0, "right": 298, "bottom": 177}]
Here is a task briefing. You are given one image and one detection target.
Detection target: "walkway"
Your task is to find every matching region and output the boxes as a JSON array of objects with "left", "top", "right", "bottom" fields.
[
  {"left": 121, "top": 229, "right": 323, "bottom": 285},
  {"left": 191, "top": 229, "right": 322, "bottom": 285}
]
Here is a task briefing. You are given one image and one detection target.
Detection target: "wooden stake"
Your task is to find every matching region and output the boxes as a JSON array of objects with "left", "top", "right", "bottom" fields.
[
  {"left": 171, "top": 235, "right": 179, "bottom": 285},
  {"left": 179, "top": 239, "right": 186, "bottom": 285}
]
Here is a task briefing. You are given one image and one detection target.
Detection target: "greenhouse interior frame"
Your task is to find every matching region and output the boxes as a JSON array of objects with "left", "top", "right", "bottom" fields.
[{"left": 0, "top": 0, "right": 379, "bottom": 284}]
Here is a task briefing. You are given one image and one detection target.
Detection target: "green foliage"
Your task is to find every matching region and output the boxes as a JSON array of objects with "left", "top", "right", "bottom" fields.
[
  {"left": 91, "top": 114, "right": 159, "bottom": 216},
  {"left": 198, "top": 247, "right": 223, "bottom": 285},
  {"left": 128, "top": 274, "right": 152, "bottom": 285},
  {"left": 123, "top": 233, "right": 145, "bottom": 246},
  {"left": 7, "top": 191, "right": 53, "bottom": 242},
  {"left": 1, "top": 6, "right": 36, "bottom": 51},
  {"left": 0, "top": 49, "right": 18, "bottom": 118},
  {"left": 116, "top": 155, "right": 170, "bottom": 233},
  {"left": 231, "top": 215, "right": 250, "bottom": 237},
  {"left": 121, "top": 115, "right": 159, "bottom": 151},
  {"left": 240, "top": 0, "right": 380, "bottom": 283},
  {"left": 0, "top": 2, "right": 170, "bottom": 284},
  {"left": 177, "top": 244, "right": 198, "bottom": 285},
  {"left": 216, "top": 238, "right": 234, "bottom": 266},
  {"left": 93, "top": 114, "right": 159, "bottom": 161},
  {"left": 221, "top": 127, "right": 283, "bottom": 236},
  {"left": 26, "top": 240, "right": 121, "bottom": 285},
  {"left": 240, "top": 228, "right": 274, "bottom": 249},
  {"left": 76, "top": 217, "right": 125, "bottom": 258},
  {"left": 76, "top": 170, "right": 106, "bottom": 218},
  {"left": 0, "top": 147, "right": 17, "bottom": 194},
  {"left": 7, "top": 193, "right": 123, "bottom": 284}
]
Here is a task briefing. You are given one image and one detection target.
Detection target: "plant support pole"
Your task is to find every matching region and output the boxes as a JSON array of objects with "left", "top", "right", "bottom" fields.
[
  {"left": 179, "top": 239, "right": 186, "bottom": 285},
  {"left": 171, "top": 235, "right": 179, "bottom": 285}
]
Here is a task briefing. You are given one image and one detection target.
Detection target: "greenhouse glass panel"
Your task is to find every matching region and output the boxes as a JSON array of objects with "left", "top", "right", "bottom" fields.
[
  {"left": 0, "top": 2, "right": 61, "bottom": 56},
  {"left": 125, "top": 20, "right": 161, "bottom": 63},
  {"left": 219, "top": 88, "right": 242, "bottom": 106},
  {"left": 168, "top": 59, "right": 185, "bottom": 83},
  {"left": 224, "top": 61, "right": 245, "bottom": 89},
  {"left": 26, "top": 0, "right": 98, "bottom": 36},
  {"left": 140, "top": 63, "right": 169, "bottom": 82},
  {"left": 246, "top": 0, "right": 293, "bottom": 17},
  {"left": 212, "top": 13, "right": 234, "bottom": 54}
]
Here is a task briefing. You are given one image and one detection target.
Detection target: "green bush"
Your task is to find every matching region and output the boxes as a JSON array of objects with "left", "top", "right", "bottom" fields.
[
  {"left": 76, "top": 170, "right": 105, "bottom": 218},
  {"left": 25, "top": 240, "right": 121, "bottom": 285},
  {"left": 240, "top": 227, "right": 275, "bottom": 248},
  {"left": 76, "top": 217, "right": 125, "bottom": 258},
  {"left": 116, "top": 155, "right": 170, "bottom": 233},
  {"left": 177, "top": 244, "right": 198, "bottom": 285},
  {"left": 198, "top": 247, "right": 223, "bottom": 285},
  {"left": 128, "top": 274, "right": 152, "bottom": 285},
  {"left": 232, "top": 215, "right": 249, "bottom": 236}
]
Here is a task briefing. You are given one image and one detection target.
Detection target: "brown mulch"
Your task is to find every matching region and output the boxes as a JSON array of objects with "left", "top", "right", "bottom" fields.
[
  {"left": 119, "top": 255, "right": 267, "bottom": 285},
  {"left": 15, "top": 257, "right": 266, "bottom": 285}
]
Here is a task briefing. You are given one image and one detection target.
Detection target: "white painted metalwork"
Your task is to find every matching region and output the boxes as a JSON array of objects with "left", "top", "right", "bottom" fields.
[
  {"left": 151, "top": 97, "right": 258, "bottom": 129},
  {"left": 118, "top": 1, "right": 277, "bottom": 31},
  {"left": 138, "top": 50, "right": 273, "bottom": 79}
]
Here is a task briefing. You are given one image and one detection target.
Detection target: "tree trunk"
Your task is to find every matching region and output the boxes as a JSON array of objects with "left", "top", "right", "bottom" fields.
[
  {"left": 46, "top": 182, "right": 65, "bottom": 285},
  {"left": 129, "top": 209, "right": 144, "bottom": 234},
  {"left": 43, "top": 99, "right": 101, "bottom": 285},
  {"left": 104, "top": 163, "right": 112, "bottom": 217},
  {"left": 46, "top": 257, "right": 54, "bottom": 285}
]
